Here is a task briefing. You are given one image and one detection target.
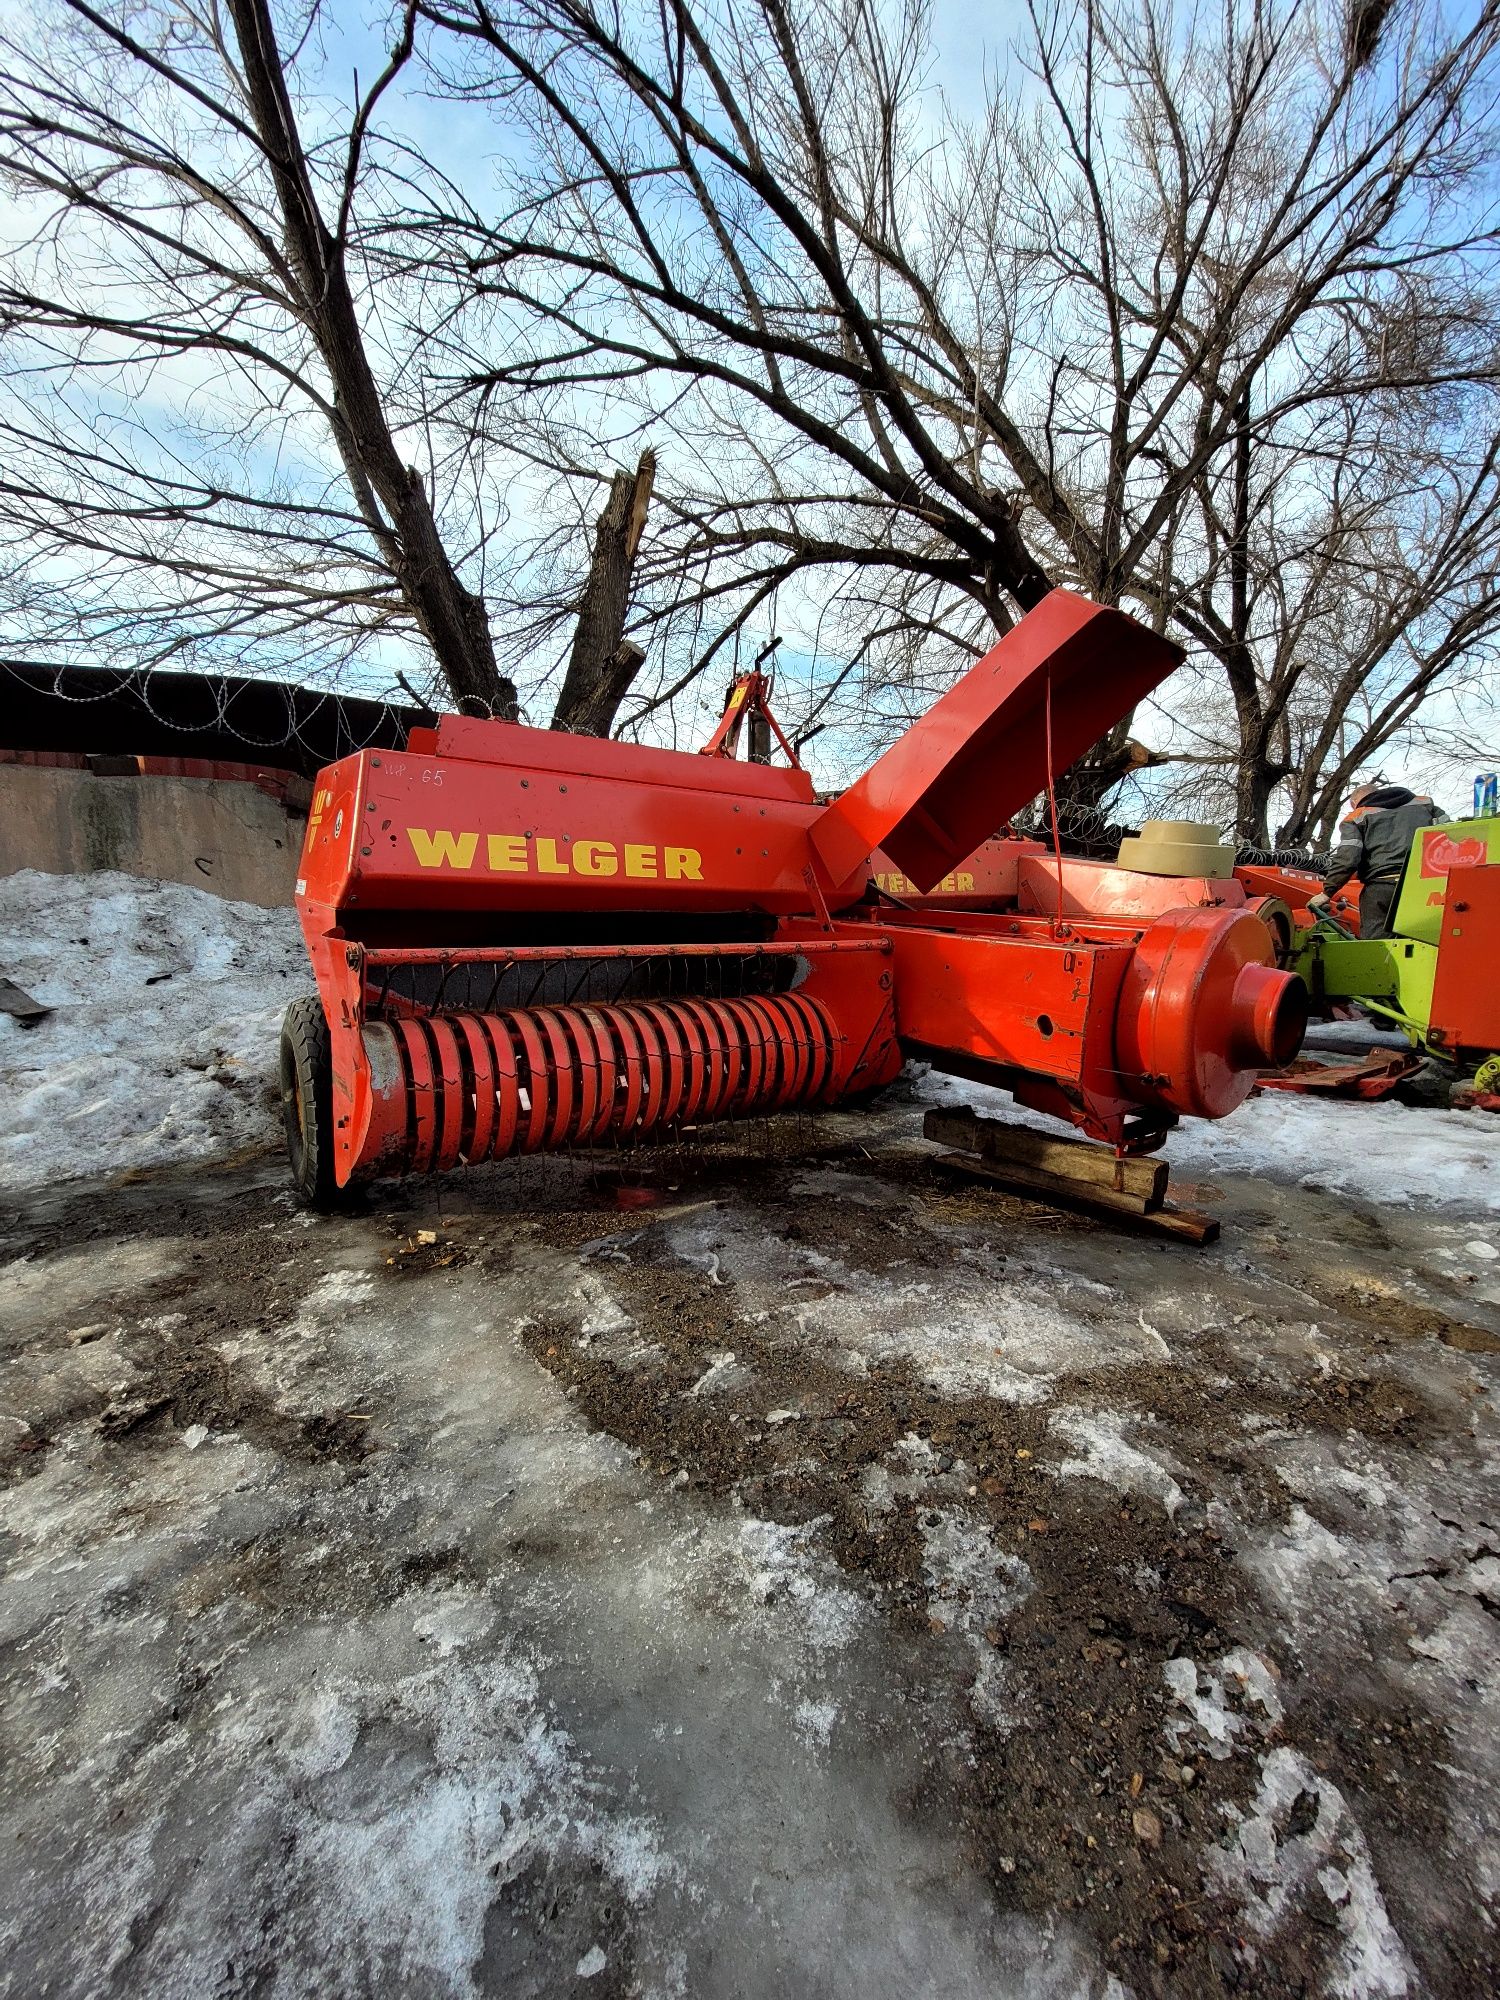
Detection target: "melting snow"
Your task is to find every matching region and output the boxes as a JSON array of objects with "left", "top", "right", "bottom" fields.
[
  {"left": 735, "top": 1517, "right": 865, "bottom": 1654},
  {"left": 1210, "top": 1746, "right": 1415, "bottom": 1998},
  {"left": 660, "top": 1207, "right": 1158, "bottom": 1406},
  {"left": 915, "top": 1064, "right": 1498, "bottom": 1213},
  {"left": 1162, "top": 1649, "right": 1283, "bottom": 1760},
  {"left": 919, "top": 1512, "right": 1032, "bottom": 1729},
  {"left": 1050, "top": 1408, "right": 1185, "bottom": 1517}
]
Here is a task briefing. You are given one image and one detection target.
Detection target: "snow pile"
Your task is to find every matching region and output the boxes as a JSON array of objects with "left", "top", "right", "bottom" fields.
[
  {"left": 915, "top": 1065, "right": 1499, "bottom": 1212},
  {"left": 1170, "top": 1092, "right": 1500, "bottom": 1212},
  {"left": 0, "top": 869, "right": 306, "bottom": 1191}
]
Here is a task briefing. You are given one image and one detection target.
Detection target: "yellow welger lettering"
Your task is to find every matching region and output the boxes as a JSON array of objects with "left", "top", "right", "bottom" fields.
[
  {"left": 624, "top": 843, "right": 658, "bottom": 878},
  {"left": 408, "top": 828, "right": 478, "bottom": 869},
  {"left": 487, "top": 833, "right": 528, "bottom": 872},
  {"left": 535, "top": 837, "right": 569, "bottom": 875},
  {"left": 574, "top": 839, "right": 619, "bottom": 877},
  {"left": 958, "top": 872, "right": 975, "bottom": 892},
  {"left": 664, "top": 846, "right": 704, "bottom": 881}
]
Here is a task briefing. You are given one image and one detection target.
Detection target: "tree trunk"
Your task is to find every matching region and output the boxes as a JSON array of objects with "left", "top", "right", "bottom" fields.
[
  {"left": 1051, "top": 717, "right": 1166, "bottom": 827},
  {"left": 224, "top": 0, "right": 516, "bottom": 720},
  {"left": 553, "top": 451, "right": 656, "bottom": 734},
  {"left": 1235, "top": 749, "right": 1281, "bottom": 849}
]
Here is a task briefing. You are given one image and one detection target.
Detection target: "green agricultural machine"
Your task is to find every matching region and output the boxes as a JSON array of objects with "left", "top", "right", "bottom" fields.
[{"left": 1279, "top": 816, "right": 1500, "bottom": 1103}]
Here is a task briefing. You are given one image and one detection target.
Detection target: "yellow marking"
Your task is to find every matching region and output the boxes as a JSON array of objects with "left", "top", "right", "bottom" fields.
[
  {"left": 487, "top": 833, "right": 528, "bottom": 872},
  {"left": 408, "top": 828, "right": 478, "bottom": 869},
  {"left": 574, "top": 839, "right": 618, "bottom": 877},
  {"left": 402, "top": 830, "right": 702, "bottom": 881}
]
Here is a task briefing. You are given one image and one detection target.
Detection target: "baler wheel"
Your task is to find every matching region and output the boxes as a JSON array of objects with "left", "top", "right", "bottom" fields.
[{"left": 280, "top": 997, "right": 342, "bottom": 1209}]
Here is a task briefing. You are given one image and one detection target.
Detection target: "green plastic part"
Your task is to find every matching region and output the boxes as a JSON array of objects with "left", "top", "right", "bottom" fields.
[{"left": 1391, "top": 816, "right": 1500, "bottom": 944}]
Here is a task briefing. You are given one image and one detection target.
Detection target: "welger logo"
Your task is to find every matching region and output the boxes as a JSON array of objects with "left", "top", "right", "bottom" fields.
[
  {"left": 406, "top": 829, "right": 704, "bottom": 880},
  {"left": 1420, "top": 829, "right": 1488, "bottom": 877},
  {"left": 874, "top": 869, "right": 977, "bottom": 896}
]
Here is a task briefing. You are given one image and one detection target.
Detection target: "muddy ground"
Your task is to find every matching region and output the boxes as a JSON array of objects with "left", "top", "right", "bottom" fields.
[{"left": 2, "top": 1077, "right": 1497, "bottom": 1999}]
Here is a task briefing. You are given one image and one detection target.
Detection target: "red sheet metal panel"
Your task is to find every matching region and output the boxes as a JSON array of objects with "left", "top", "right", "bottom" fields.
[
  {"left": 1430, "top": 862, "right": 1500, "bottom": 1055},
  {"left": 811, "top": 591, "right": 1183, "bottom": 892},
  {"left": 296, "top": 742, "right": 858, "bottom": 922},
  {"left": 870, "top": 836, "right": 1044, "bottom": 907},
  {"left": 1017, "top": 855, "right": 1242, "bottom": 921},
  {"left": 429, "top": 714, "right": 814, "bottom": 803}
]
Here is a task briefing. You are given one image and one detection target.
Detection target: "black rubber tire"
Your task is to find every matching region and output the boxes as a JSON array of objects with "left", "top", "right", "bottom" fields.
[{"left": 280, "top": 997, "right": 344, "bottom": 1209}]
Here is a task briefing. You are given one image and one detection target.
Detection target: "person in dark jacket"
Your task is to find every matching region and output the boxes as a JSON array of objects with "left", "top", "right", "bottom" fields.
[{"left": 1308, "top": 782, "right": 1445, "bottom": 938}]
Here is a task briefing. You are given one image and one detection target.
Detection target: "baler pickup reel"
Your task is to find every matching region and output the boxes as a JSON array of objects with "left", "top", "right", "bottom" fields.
[{"left": 284, "top": 590, "right": 1307, "bottom": 1208}]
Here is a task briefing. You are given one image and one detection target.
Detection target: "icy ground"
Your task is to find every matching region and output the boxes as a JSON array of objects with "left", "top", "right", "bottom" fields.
[
  {"left": 2, "top": 874, "right": 1499, "bottom": 1998},
  {"left": 0, "top": 869, "right": 303, "bottom": 1191}
]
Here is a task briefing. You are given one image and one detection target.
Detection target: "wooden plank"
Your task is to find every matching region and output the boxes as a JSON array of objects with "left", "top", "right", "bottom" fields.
[
  {"left": 922, "top": 1106, "right": 1168, "bottom": 1206},
  {"left": 933, "top": 1151, "right": 1221, "bottom": 1247}
]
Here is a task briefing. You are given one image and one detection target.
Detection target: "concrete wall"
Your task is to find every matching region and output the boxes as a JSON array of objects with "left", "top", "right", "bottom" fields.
[{"left": 0, "top": 764, "right": 307, "bottom": 908}]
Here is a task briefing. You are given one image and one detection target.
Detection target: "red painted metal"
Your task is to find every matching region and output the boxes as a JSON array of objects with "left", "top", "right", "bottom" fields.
[
  {"left": 1234, "top": 862, "right": 1360, "bottom": 932},
  {"left": 811, "top": 590, "right": 1184, "bottom": 891},
  {"left": 878, "top": 902, "right": 1301, "bottom": 1136},
  {"left": 292, "top": 590, "right": 1304, "bottom": 1190},
  {"left": 699, "top": 669, "right": 802, "bottom": 767},
  {"left": 1259, "top": 1051, "right": 1420, "bottom": 1100},
  {"left": 352, "top": 992, "right": 845, "bottom": 1174},
  {"left": 875, "top": 839, "right": 1299, "bottom": 967},
  {"left": 1114, "top": 908, "right": 1307, "bottom": 1120},
  {"left": 1431, "top": 862, "right": 1500, "bottom": 1055}
]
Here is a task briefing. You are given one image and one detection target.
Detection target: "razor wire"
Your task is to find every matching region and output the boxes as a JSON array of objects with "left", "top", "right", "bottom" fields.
[{"left": 0, "top": 656, "right": 421, "bottom": 769}]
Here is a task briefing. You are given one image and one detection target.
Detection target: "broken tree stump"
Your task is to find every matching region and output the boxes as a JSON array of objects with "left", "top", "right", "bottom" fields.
[{"left": 922, "top": 1105, "right": 1219, "bottom": 1246}]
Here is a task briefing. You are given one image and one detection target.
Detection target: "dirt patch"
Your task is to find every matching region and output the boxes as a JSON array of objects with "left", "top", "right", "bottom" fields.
[
  {"left": 4, "top": 1109, "right": 1496, "bottom": 1999},
  {"left": 1312, "top": 1278, "right": 1500, "bottom": 1356},
  {"left": 97, "top": 1321, "right": 375, "bottom": 1465},
  {"left": 520, "top": 1275, "right": 1297, "bottom": 1994},
  {"left": 511, "top": 1149, "right": 1496, "bottom": 2000},
  {"left": 381, "top": 1232, "right": 471, "bottom": 1278}
]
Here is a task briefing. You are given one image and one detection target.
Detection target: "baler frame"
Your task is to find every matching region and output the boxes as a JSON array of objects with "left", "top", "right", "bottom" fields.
[{"left": 284, "top": 590, "right": 1307, "bottom": 1206}]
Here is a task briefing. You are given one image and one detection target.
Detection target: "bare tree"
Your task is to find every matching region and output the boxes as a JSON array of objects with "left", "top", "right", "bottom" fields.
[
  {"left": 1152, "top": 374, "right": 1500, "bottom": 844},
  {"left": 0, "top": 0, "right": 515, "bottom": 713},
  {"left": 5, "top": 0, "right": 1499, "bottom": 814},
  {"left": 406, "top": 0, "right": 1500, "bottom": 809}
]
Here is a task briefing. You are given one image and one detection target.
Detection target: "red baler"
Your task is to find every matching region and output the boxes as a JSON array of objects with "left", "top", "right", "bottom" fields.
[{"left": 282, "top": 591, "right": 1306, "bottom": 1203}]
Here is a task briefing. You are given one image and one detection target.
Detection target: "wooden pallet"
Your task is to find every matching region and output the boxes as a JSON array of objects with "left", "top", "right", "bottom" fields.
[{"left": 923, "top": 1106, "right": 1220, "bottom": 1246}]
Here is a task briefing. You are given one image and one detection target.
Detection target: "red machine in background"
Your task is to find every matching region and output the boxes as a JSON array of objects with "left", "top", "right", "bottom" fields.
[{"left": 283, "top": 591, "right": 1307, "bottom": 1204}]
